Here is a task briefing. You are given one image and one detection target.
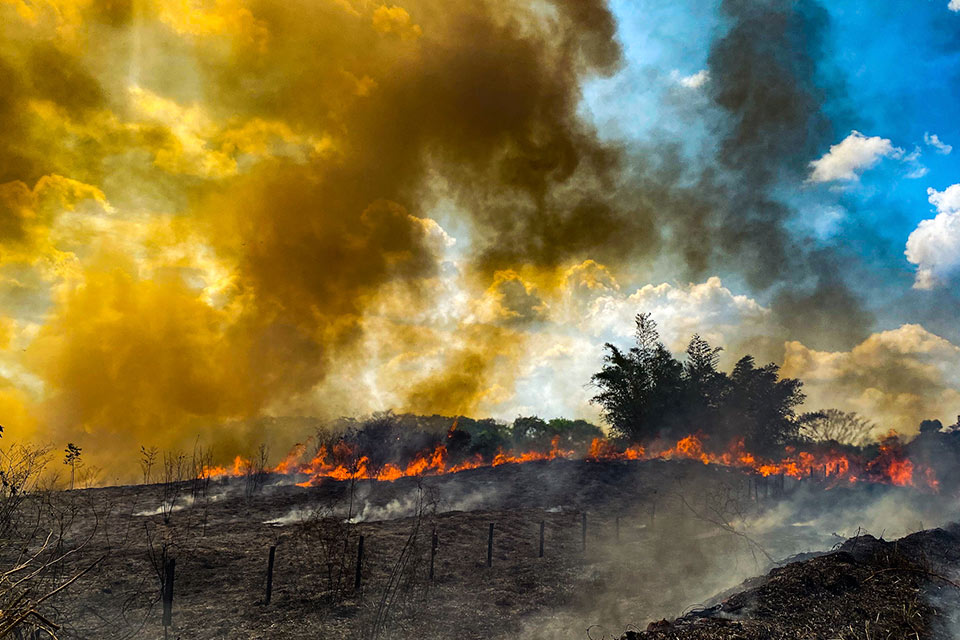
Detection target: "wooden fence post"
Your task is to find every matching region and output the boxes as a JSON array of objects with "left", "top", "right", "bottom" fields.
[
  {"left": 430, "top": 529, "right": 438, "bottom": 580},
  {"left": 265, "top": 545, "right": 276, "bottom": 605},
  {"left": 581, "top": 512, "right": 587, "bottom": 551},
  {"left": 487, "top": 523, "right": 494, "bottom": 567},
  {"left": 162, "top": 557, "right": 175, "bottom": 632},
  {"left": 538, "top": 520, "right": 545, "bottom": 558},
  {"left": 354, "top": 535, "right": 364, "bottom": 590}
]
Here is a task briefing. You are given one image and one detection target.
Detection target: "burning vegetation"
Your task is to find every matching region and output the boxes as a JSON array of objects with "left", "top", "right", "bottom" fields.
[
  {"left": 206, "top": 315, "right": 943, "bottom": 492},
  {"left": 209, "top": 424, "right": 939, "bottom": 492},
  {"left": 3, "top": 311, "right": 960, "bottom": 639}
]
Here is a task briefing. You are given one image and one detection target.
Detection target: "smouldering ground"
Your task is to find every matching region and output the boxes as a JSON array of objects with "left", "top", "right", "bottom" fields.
[{"left": 5, "top": 459, "right": 959, "bottom": 639}]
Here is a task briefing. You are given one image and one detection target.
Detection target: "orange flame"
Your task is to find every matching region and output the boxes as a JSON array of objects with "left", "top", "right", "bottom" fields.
[{"left": 201, "top": 427, "right": 939, "bottom": 492}]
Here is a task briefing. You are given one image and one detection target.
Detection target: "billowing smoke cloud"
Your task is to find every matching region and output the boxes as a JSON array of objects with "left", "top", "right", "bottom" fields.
[
  {"left": 0, "top": 0, "right": 644, "bottom": 472},
  {"left": 0, "top": 0, "right": 942, "bottom": 476},
  {"left": 700, "top": 0, "right": 873, "bottom": 350},
  {"left": 781, "top": 324, "right": 960, "bottom": 433}
]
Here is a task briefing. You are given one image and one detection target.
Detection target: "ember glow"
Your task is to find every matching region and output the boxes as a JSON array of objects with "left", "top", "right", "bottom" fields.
[{"left": 209, "top": 429, "right": 938, "bottom": 491}]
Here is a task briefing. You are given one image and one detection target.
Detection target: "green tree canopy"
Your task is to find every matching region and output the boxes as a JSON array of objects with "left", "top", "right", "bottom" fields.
[{"left": 590, "top": 313, "right": 805, "bottom": 454}]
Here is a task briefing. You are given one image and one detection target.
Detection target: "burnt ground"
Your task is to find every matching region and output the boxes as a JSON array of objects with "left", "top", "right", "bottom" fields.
[
  {"left": 4, "top": 459, "right": 960, "bottom": 639},
  {"left": 627, "top": 527, "right": 960, "bottom": 640}
]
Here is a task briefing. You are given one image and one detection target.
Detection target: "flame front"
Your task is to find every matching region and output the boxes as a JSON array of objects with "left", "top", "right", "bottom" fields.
[{"left": 207, "top": 429, "right": 938, "bottom": 491}]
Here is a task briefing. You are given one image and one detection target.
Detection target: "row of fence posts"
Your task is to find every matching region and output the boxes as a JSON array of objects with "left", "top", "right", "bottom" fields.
[
  {"left": 158, "top": 510, "right": 612, "bottom": 632},
  {"left": 748, "top": 472, "right": 787, "bottom": 501},
  {"left": 157, "top": 479, "right": 784, "bottom": 632}
]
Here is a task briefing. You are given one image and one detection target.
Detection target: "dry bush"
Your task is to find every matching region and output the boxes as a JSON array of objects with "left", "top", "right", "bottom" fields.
[
  {"left": 0, "top": 444, "right": 51, "bottom": 539},
  {"left": 0, "top": 532, "right": 103, "bottom": 638},
  {"left": 365, "top": 481, "right": 440, "bottom": 640},
  {"left": 190, "top": 443, "right": 214, "bottom": 503},
  {"left": 288, "top": 496, "right": 355, "bottom": 607},
  {"left": 139, "top": 446, "right": 159, "bottom": 485},
  {"left": 244, "top": 444, "right": 269, "bottom": 498},
  {"left": 160, "top": 452, "right": 187, "bottom": 524},
  {"left": 0, "top": 444, "right": 105, "bottom": 638}
]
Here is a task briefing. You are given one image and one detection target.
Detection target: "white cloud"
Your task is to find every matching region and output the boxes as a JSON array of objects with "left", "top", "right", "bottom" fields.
[
  {"left": 570, "top": 273, "right": 773, "bottom": 352},
  {"left": 924, "top": 132, "right": 953, "bottom": 154},
  {"left": 905, "top": 184, "right": 960, "bottom": 289},
  {"left": 677, "top": 69, "right": 709, "bottom": 89},
  {"left": 782, "top": 324, "right": 960, "bottom": 434},
  {"left": 950, "top": 0, "right": 960, "bottom": 12},
  {"left": 807, "top": 131, "right": 903, "bottom": 183},
  {"left": 486, "top": 271, "right": 779, "bottom": 421},
  {"left": 903, "top": 147, "right": 929, "bottom": 179}
]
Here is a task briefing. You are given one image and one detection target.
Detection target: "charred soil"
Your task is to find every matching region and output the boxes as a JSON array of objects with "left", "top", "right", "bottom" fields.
[{"left": 3, "top": 459, "right": 959, "bottom": 639}]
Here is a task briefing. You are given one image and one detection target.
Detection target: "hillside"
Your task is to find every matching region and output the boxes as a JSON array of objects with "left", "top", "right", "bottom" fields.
[{"left": 2, "top": 458, "right": 958, "bottom": 639}]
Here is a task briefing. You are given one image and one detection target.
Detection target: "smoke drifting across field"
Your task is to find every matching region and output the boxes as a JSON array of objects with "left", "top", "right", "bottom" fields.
[{"left": 243, "top": 458, "right": 960, "bottom": 638}]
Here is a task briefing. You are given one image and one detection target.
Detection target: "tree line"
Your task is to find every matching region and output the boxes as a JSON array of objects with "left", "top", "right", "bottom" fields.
[{"left": 317, "top": 412, "right": 603, "bottom": 473}]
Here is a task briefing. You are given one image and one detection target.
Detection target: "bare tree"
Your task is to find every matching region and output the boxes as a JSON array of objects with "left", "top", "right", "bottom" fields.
[
  {"left": 244, "top": 444, "right": 270, "bottom": 498},
  {"left": 140, "top": 446, "right": 159, "bottom": 485},
  {"left": 798, "top": 409, "right": 879, "bottom": 447},
  {"left": 160, "top": 452, "right": 187, "bottom": 524}
]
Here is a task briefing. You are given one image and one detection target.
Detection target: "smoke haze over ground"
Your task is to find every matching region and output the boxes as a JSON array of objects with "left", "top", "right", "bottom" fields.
[{"left": 8, "top": 458, "right": 960, "bottom": 639}]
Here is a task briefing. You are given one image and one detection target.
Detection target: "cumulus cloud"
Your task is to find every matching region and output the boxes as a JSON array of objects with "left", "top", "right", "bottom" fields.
[
  {"left": 672, "top": 69, "right": 710, "bottom": 89},
  {"left": 924, "top": 132, "right": 953, "bottom": 154},
  {"left": 782, "top": 324, "right": 960, "bottom": 434},
  {"left": 807, "top": 131, "right": 903, "bottom": 183},
  {"left": 567, "top": 270, "right": 775, "bottom": 354},
  {"left": 950, "top": 0, "right": 960, "bottom": 12},
  {"left": 905, "top": 184, "right": 960, "bottom": 289},
  {"left": 482, "top": 270, "right": 781, "bottom": 421}
]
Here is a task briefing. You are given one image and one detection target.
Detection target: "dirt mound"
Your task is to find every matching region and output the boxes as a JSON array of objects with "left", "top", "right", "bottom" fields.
[{"left": 624, "top": 526, "right": 960, "bottom": 640}]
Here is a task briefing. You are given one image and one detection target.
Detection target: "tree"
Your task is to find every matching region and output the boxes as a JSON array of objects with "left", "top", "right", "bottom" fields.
[
  {"left": 510, "top": 416, "right": 603, "bottom": 450},
  {"left": 720, "top": 356, "right": 805, "bottom": 454},
  {"left": 798, "top": 409, "right": 879, "bottom": 446},
  {"left": 140, "top": 445, "right": 159, "bottom": 484},
  {"left": 511, "top": 416, "right": 550, "bottom": 447},
  {"left": 590, "top": 313, "right": 684, "bottom": 441},
  {"left": 466, "top": 421, "right": 510, "bottom": 459},
  {"left": 683, "top": 334, "right": 728, "bottom": 427},
  {"left": 591, "top": 313, "right": 806, "bottom": 453},
  {"left": 63, "top": 443, "right": 82, "bottom": 490},
  {"left": 546, "top": 418, "right": 603, "bottom": 447},
  {"left": 919, "top": 419, "right": 944, "bottom": 435}
]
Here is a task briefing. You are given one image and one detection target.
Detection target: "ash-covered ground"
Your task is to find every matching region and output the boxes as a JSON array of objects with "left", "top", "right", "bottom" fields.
[{"left": 5, "top": 459, "right": 960, "bottom": 639}]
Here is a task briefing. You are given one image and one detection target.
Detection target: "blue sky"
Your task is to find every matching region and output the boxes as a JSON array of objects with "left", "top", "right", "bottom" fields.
[{"left": 580, "top": 0, "right": 960, "bottom": 343}]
